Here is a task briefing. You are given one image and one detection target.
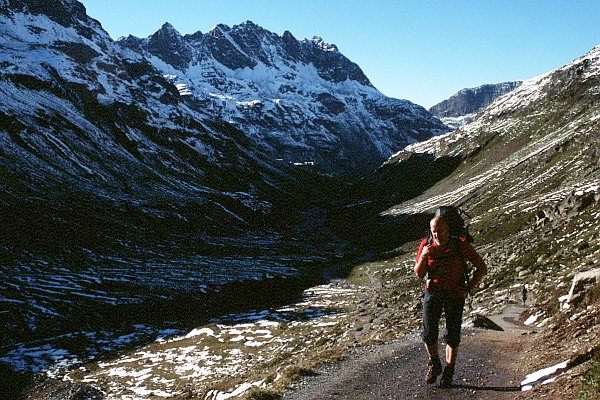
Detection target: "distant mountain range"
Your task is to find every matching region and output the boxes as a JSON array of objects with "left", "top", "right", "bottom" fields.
[
  {"left": 118, "top": 20, "right": 449, "bottom": 173},
  {"left": 429, "top": 81, "right": 522, "bottom": 128}
]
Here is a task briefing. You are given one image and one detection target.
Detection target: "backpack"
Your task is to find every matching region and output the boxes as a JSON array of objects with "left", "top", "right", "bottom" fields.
[{"left": 427, "top": 205, "right": 473, "bottom": 245}]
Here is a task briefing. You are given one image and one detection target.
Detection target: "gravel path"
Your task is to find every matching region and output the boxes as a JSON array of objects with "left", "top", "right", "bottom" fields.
[{"left": 283, "top": 304, "right": 535, "bottom": 400}]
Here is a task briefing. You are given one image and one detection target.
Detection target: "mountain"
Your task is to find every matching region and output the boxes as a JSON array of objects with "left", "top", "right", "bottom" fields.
[
  {"left": 429, "top": 81, "right": 522, "bottom": 128},
  {"left": 1, "top": 0, "right": 321, "bottom": 378},
  {"left": 0, "top": 0, "right": 450, "bottom": 384},
  {"left": 380, "top": 45, "right": 599, "bottom": 218},
  {"left": 118, "top": 21, "right": 449, "bottom": 173}
]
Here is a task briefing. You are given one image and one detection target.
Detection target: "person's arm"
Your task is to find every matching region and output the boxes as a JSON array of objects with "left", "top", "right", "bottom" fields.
[
  {"left": 464, "top": 244, "right": 488, "bottom": 294},
  {"left": 414, "top": 243, "right": 431, "bottom": 279}
]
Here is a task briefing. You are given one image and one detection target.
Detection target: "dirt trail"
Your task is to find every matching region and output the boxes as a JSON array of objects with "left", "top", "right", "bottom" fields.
[{"left": 283, "top": 304, "right": 535, "bottom": 400}]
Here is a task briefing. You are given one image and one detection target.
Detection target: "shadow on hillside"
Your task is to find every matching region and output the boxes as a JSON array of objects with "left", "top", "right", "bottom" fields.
[
  {"left": 0, "top": 149, "right": 463, "bottom": 398},
  {"left": 0, "top": 269, "right": 332, "bottom": 399},
  {"left": 320, "top": 152, "right": 464, "bottom": 274}
]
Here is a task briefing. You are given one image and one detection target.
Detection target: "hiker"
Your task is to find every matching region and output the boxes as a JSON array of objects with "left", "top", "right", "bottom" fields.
[
  {"left": 414, "top": 215, "right": 488, "bottom": 387},
  {"left": 522, "top": 285, "right": 528, "bottom": 305}
]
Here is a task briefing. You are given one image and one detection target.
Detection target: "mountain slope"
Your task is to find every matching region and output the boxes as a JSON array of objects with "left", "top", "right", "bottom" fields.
[
  {"left": 429, "top": 81, "right": 522, "bottom": 128},
  {"left": 0, "top": 0, "right": 452, "bottom": 382},
  {"left": 429, "top": 81, "right": 522, "bottom": 118},
  {"left": 0, "top": 0, "right": 355, "bottom": 377},
  {"left": 374, "top": 44, "right": 600, "bottom": 397},
  {"left": 119, "top": 21, "right": 449, "bottom": 173}
]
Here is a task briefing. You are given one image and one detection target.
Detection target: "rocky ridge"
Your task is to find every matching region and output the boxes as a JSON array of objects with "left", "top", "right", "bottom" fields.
[
  {"left": 429, "top": 81, "right": 522, "bottom": 119},
  {"left": 427, "top": 81, "right": 521, "bottom": 129},
  {"left": 119, "top": 20, "right": 449, "bottom": 173}
]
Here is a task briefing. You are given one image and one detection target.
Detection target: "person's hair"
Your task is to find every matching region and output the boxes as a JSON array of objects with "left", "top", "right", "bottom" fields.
[{"left": 430, "top": 215, "right": 447, "bottom": 228}]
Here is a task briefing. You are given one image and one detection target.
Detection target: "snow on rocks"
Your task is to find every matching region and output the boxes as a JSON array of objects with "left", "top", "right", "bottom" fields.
[
  {"left": 205, "top": 381, "right": 264, "bottom": 400},
  {"left": 567, "top": 268, "right": 600, "bottom": 307},
  {"left": 521, "top": 359, "right": 569, "bottom": 391},
  {"left": 521, "top": 342, "right": 600, "bottom": 392},
  {"left": 65, "top": 282, "right": 364, "bottom": 399}
]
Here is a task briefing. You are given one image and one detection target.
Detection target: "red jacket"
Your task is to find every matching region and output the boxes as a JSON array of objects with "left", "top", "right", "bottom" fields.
[{"left": 416, "top": 237, "right": 477, "bottom": 296}]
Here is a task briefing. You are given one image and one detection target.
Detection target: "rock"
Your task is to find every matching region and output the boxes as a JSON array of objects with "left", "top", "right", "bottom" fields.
[
  {"left": 567, "top": 268, "right": 600, "bottom": 307},
  {"left": 472, "top": 314, "right": 504, "bottom": 331},
  {"left": 24, "top": 381, "right": 104, "bottom": 400}
]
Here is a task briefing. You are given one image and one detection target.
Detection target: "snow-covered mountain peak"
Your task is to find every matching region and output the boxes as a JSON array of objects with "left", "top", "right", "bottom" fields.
[
  {"left": 311, "top": 36, "right": 338, "bottom": 52},
  {"left": 154, "top": 22, "right": 182, "bottom": 38},
  {"left": 1, "top": 0, "right": 448, "bottom": 182},
  {"left": 116, "top": 19, "right": 448, "bottom": 172}
]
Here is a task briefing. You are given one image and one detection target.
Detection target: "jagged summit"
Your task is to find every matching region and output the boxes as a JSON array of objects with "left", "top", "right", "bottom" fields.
[
  {"left": 119, "top": 20, "right": 448, "bottom": 172},
  {"left": 429, "top": 81, "right": 522, "bottom": 119},
  {"left": 310, "top": 35, "right": 339, "bottom": 52},
  {"left": 147, "top": 21, "right": 192, "bottom": 70},
  {"left": 156, "top": 21, "right": 181, "bottom": 36}
]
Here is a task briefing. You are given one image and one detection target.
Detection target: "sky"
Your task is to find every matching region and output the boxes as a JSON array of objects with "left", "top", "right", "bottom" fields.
[{"left": 79, "top": 0, "right": 600, "bottom": 109}]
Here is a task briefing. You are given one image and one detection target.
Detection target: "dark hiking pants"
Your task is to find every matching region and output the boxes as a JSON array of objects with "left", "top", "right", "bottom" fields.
[{"left": 422, "top": 291, "right": 465, "bottom": 348}]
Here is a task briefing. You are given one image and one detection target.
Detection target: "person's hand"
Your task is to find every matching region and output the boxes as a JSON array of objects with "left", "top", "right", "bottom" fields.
[{"left": 419, "top": 244, "right": 431, "bottom": 261}]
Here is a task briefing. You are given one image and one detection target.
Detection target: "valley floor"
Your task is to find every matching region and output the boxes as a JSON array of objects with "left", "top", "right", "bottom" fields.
[{"left": 10, "top": 240, "right": 599, "bottom": 399}]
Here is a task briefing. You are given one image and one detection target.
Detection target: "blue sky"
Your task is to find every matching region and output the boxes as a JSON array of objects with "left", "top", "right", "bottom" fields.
[{"left": 79, "top": 0, "right": 600, "bottom": 109}]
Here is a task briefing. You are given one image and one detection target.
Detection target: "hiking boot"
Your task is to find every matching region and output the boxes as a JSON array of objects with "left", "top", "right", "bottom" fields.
[
  {"left": 439, "top": 364, "right": 455, "bottom": 388},
  {"left": 425, "top": 357, "right": 442, "bottom": 384}
]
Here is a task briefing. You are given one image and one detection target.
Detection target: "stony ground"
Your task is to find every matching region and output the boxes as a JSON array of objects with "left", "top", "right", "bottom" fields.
[
  {"left": 18, "top": 231, "right": 599, "bottom": 400},
  {"left": 283, "top": 304, "right": 533, "bottom": 400},
  {"left": 280, "top": 256, "right": 599, "bottom": 400},
  {"left": 282, "top": 302, "right": 599, "bottom": 400}
]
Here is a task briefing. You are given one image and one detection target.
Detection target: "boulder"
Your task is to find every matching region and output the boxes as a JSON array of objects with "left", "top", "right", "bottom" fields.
[
  {"left": 567, "top": 268, "right": 600, "bottom": 307},
  {"left": 472, "top": 314, "right": 504, "bottom": 331}
]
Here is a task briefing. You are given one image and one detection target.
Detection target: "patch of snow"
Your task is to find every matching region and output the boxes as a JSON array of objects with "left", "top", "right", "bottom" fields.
[
  {"left": 524, "top": 313, "right": 542, "bottom": 326},
  {"left": 521, "top": 360, "right": 569, "bottom": 391},
  {"left": 205, "top": 381, "right": 264, "bottom": 400},
  {"left": 185, "top": 328, "right": 216, "bottom": 338}
]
